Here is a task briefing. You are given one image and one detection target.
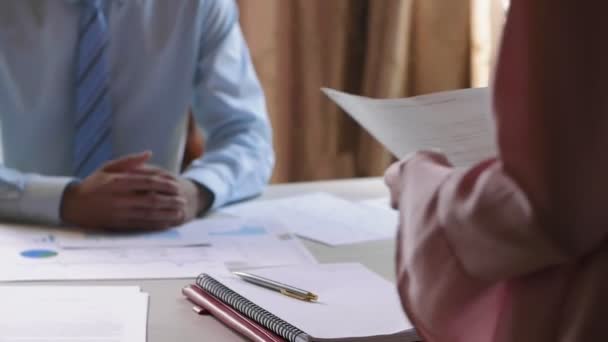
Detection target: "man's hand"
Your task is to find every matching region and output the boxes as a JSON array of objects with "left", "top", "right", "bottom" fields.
[
  {"left": 61, "top": 152, "right": 187, "bottom": 231},
  {"left": 130, "top": 166, "right": 213, "bottom": 223},
  {"left": 176, "top": 177, "right": 212, "bottom": 223}
]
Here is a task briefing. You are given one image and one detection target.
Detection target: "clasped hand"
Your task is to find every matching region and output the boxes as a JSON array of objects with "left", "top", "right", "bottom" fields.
[{"left": 61, "top": 152, "right": 206, "bottom": 231}]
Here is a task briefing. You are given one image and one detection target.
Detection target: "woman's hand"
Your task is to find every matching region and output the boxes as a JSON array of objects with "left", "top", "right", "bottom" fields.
[{"left": 384, "top": 151, "right": 451, "bottom": 209}]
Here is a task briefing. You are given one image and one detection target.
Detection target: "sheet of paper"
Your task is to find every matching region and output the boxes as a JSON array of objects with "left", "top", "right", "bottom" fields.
[
  {"left": 0, "top": 223, "right": 63, "bottom": 245},
  {"left": 359, "top": 197, "right": 393, "bottom": 210},
  {"left": 0, "top": 286, "right": 148, "bottom": 342},
  {"left": 0, "top": 246, "right": 230, "bottom": 281},
  {"left": 0, "top": 218, "right": 316, "bottom": 281},
  {"left": 0, "top": 221, "right": 206, "bottom": 248},
  {"left": 210, "top": 263, "right": 414, "bottom": 340},
  {"left": 323, "top": 87, "right": 497, "bottom": 166},
  {"left": 221, "top": 192, "right": 398, "bottom": 246},
  {"left": 54, "top": 218, "right": 224, "bottom": 248},
  {"left": 1, "top": 216, "right": 264, "bottom": 249}
]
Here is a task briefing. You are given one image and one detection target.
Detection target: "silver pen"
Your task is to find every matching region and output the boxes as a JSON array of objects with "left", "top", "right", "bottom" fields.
[{"left": 233, "top": 271, "right": 319, "bottom": 302}]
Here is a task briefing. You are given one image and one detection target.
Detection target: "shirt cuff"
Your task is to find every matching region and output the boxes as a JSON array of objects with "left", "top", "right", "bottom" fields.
[
  {"left": 182, "top": 167, "right": 230, "bottom": 210},
  {"left": 20, "top": 175, "right": 75, "bottom": 225}
]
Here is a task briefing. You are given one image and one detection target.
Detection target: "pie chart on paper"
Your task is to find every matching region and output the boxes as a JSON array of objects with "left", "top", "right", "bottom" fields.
[{"left": 20, "top": 249, "right": 58, "bottom": 259}]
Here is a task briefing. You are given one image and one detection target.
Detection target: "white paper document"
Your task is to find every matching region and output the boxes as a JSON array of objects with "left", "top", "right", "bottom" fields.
[
  {"left": 0, "top": 286, "right": 149, "bottom": 342},
  {"left": 0, "top": 220, "right": 211, "bottom": 249},
  {"left": 360, "top": 197, "right": 393, "bottom": 210},
  {"left": 55, "top": 219, "right": 218, "bottom": 248},
  {"left": 323, "top": 87, "right": 497, "bottom": 166},
  {"left": 210, "top": 263, "right": 415, "bottom": 341},
  {"left": 221, "top": 192, "right": 398, "bottom": 246},
  {"left": 0, "top": 218, "right": 316, "bottom": 281}
]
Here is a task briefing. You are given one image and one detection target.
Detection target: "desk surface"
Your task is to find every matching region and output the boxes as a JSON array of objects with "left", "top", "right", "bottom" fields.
[{"left": 30, "top": 177, "right": 396, "bottom": 341}]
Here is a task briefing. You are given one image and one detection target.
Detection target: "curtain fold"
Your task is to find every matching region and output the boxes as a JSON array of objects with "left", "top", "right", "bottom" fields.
[
  {"left": 237, "top": 0, "right": 504, "bottom": 183},
  {"left": 471, "top": 0, "right": 507, "bottom": 86}
]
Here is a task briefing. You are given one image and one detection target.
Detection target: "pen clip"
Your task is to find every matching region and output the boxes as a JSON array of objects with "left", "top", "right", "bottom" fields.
[{"left": 280, "top": 289, "right": 317, "bottom": 302}]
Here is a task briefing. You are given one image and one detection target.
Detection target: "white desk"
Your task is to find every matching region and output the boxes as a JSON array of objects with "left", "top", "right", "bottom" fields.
[{"left": 30, "top": 177, "right": 396, "bottom": 341}]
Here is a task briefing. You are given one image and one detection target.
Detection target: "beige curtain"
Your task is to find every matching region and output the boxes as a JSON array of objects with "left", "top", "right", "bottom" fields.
[
  {"left": 237, "top": 0, "right": 505, "bottom": 183},
  {"left": 471, "top": 0, "right": 507, "bottom": 86}
]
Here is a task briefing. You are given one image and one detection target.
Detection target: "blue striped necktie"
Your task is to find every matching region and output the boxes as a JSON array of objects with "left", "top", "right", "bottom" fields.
[{"left": 73, "top": 0, "right": 113, "bottom": 178}]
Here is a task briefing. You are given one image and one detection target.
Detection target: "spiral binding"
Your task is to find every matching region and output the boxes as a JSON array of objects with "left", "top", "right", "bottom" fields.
[{"left": 197, "top": 273, "right": 308, "bottom": 342}]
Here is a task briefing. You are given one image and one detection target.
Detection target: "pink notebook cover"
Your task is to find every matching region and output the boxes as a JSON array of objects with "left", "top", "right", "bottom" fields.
[{"left": 183, "top": 284, "right": 285, "bottom": 342}]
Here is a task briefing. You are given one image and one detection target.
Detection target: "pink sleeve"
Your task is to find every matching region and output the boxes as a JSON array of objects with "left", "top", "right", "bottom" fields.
[
  {"left": 393, "top": 1, "right": 608, "bottom": 340},
  {"left": 394, "top": 155, "right": 566, "bottom": 341}
]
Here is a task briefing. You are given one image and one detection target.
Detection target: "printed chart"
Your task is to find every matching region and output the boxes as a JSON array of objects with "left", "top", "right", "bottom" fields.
[{"left": 0, "top": 218, "right": 316, "bottom": 281}]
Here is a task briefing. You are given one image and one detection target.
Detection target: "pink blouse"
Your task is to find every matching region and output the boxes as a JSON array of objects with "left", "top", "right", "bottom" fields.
[{"left": 388, "top": 1, "right": 608, "bottom": 341}]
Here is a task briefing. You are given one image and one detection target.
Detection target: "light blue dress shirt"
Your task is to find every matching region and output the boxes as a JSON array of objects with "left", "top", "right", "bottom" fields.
[{"left": 0, "top": 0, "right": 274, "bottom": 225}]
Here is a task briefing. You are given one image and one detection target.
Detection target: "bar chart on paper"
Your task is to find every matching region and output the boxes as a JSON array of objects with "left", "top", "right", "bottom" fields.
[
  {"left": 56, "top": 221, "right": 210, "bottom": 249},
  {"left": 208, "top": 225, "right": 267, "bottom": 237},
  {"left": 221, "top": 192, "right": 399, "bottom": 246}
]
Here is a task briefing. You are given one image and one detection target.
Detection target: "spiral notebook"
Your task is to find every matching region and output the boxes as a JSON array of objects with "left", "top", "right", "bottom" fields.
[{"left": 193, "top": 263, "right": 419, "bottom": 342}]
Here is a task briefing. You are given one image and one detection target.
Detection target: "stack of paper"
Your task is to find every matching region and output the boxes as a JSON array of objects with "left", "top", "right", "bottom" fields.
[
  {"left": 0, "top": 286, "right": 148, "bottom": 342},
  {"left": 221, "top": 192, "right": 398, "bottom": 246}
]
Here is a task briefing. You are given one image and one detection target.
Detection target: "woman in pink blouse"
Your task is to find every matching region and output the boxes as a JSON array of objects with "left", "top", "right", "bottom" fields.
[{"left": 385, "top": 1, "right": 608, "bottom": 341}]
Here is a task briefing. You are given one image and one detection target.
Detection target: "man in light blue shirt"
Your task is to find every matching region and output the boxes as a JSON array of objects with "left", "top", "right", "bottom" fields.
[{"left": 0, "top": 0, "right": 274, "bottom": 230}]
